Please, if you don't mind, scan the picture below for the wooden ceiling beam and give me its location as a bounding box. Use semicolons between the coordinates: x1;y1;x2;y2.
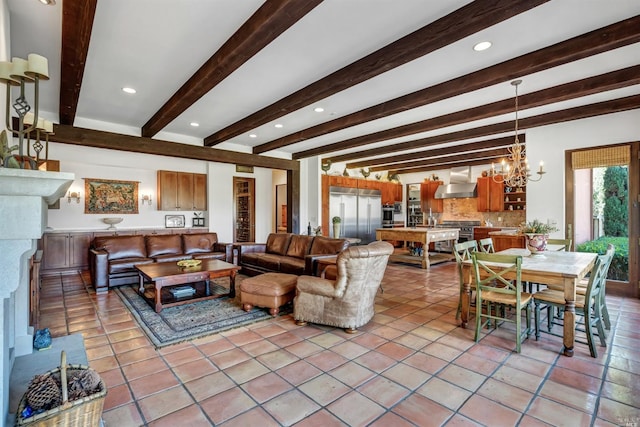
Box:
289;17;640;158
300;65;640;158
325;94;640;163
204;0;547;147
368;147;511;172
389;157;506;175
141;0;322;138
59;0;98;125
50;124;299;171
345;135;519;169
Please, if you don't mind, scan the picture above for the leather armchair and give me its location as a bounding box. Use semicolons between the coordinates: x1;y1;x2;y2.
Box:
294;241;394;333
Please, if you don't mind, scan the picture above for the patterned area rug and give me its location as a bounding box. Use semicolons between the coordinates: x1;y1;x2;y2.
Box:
115;278;288;348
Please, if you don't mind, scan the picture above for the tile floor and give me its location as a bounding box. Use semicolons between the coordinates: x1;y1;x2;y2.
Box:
37;262;640;426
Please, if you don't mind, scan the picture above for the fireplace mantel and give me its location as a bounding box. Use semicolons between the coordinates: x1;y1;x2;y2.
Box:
0;168;74;423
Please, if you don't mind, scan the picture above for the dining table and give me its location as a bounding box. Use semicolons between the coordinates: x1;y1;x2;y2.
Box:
461;248;598;357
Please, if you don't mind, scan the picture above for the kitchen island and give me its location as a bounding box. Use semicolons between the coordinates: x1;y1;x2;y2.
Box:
376;227;459;269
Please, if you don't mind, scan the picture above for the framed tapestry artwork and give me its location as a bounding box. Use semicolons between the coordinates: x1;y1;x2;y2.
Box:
84;178;139;214
165;215;185;228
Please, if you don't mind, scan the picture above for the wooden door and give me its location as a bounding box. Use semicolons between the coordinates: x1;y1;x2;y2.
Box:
69;232;93;268
234;177;255;242
193;173;207;211
42;233;69;269
177;172;194;210
157;170;178;210
421;181;443;213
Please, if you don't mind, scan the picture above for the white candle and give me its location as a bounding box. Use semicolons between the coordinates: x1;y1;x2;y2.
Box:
26;53;50;80
539;161;544;173
9;57;33;81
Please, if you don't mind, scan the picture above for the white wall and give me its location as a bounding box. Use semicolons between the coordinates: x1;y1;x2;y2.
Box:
44;142;276;243
526;109;640;237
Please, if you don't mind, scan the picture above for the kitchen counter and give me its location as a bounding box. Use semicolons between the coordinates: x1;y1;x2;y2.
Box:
473;226;517;241
376;227;459;269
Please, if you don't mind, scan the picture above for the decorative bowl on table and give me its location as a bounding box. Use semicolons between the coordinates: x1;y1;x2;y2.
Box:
177;259;202;268
102;217;123;230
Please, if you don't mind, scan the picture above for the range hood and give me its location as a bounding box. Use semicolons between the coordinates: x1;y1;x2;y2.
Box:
434;167;478;199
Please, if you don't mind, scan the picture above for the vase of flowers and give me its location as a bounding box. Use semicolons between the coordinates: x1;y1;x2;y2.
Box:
519;219;558;254
332;216;341;239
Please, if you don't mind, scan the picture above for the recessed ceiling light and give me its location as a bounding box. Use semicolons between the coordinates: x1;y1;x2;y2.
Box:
473;41;492;52
274;123;284;128
39;0;55;5
190;122;199;127
249;134;257;138
314;107;324;113
122;87;136;94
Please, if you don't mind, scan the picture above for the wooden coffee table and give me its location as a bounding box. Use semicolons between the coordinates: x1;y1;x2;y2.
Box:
135;259;240;313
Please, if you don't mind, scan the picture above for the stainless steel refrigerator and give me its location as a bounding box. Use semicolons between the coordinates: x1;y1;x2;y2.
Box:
329;186;382;243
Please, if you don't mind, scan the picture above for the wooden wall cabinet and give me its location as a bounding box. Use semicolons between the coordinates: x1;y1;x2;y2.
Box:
476;176;504;212
42;232;93;271
157;170;207;211
420;181;443;213
234;177;255;242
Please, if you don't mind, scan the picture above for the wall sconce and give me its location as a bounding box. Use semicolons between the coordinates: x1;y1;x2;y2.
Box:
141;194;153;205
67;191;81;204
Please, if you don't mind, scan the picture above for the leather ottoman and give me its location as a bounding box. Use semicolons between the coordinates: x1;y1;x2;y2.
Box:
240;272;298;316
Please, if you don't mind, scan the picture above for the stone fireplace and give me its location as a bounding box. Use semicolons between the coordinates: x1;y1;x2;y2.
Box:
0;168;73;422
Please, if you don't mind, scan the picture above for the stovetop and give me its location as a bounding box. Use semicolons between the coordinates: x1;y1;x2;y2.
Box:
437;221;480;235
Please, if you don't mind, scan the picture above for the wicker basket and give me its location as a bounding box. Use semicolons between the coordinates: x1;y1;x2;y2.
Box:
16;351;107;427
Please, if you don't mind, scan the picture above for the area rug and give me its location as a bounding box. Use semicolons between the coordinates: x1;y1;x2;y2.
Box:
115;278;288;348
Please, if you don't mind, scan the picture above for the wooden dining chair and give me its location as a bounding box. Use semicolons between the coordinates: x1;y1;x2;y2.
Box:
577;244;614;331
471;252;532;353
453;240;478;320
478;237;494;253
546;238;572;251
533;254;608;357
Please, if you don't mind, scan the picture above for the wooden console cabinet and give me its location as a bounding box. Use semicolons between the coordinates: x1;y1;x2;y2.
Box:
42;232;93;272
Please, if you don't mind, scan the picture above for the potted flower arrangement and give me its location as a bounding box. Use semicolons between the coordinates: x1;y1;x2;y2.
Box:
332;216;342;239
519;219;558;254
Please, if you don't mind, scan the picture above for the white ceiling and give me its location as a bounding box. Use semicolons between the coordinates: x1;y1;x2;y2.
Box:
7;0;640;166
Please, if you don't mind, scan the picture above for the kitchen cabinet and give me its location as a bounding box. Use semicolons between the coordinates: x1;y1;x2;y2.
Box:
420;181;443;213
476;176;503;212
491;233;526;252
42;232;93;272
157;170;207;211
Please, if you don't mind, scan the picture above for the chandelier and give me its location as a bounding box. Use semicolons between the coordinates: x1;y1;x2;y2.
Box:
491;79;544;188
0;54;53;168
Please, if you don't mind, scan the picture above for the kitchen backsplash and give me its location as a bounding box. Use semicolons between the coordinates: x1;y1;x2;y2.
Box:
436;198;524;227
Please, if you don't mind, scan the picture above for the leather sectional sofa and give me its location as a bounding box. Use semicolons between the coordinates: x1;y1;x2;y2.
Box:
237;233;349;277
89;232;231;294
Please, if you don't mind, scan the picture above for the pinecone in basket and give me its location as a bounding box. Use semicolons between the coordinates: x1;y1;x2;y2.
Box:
25;373;61;411
67;369;101;401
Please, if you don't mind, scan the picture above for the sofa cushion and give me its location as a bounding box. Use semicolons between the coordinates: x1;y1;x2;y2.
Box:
109;257;153;274
183;233;218;254
192;252;226;260
153;254;192;263
265;233;291;255
279;257;306;275
243;253;282;271
146;234;182;258
93;235;146;260
309;236;349;255
286;235;314;259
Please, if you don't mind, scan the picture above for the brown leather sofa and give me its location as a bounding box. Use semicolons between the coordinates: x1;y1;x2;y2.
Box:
237;233;349;277
89;232;231;294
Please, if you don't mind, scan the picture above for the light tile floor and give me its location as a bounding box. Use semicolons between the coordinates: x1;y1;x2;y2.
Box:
37;262;640;426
